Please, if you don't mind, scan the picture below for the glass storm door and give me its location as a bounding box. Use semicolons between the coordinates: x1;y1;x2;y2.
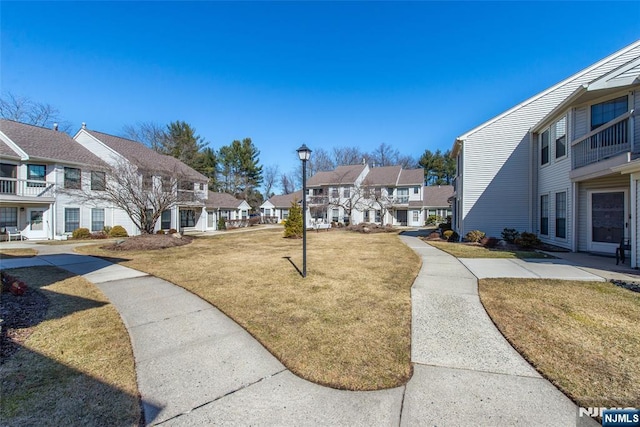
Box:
589;191;626;253
27;208;46;239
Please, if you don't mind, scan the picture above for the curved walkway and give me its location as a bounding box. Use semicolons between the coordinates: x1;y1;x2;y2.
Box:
1;237;600;426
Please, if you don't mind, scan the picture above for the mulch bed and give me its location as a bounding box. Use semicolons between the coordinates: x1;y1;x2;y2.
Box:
610;280;640;293
345;223;397;233
0;286;49;362
100;234;193;251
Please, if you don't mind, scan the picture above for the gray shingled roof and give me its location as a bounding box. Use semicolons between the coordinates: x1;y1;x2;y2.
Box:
423;185;454;207
0;119;107;167
362;166;402;186
84;129;207;182
0;140;20;159
398;168;425;186
205;191;246;209
307;164;367;187
266;190;302;208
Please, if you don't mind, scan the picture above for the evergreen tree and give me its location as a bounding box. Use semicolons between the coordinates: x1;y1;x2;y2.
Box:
194;146;218;191
284;200;302;238
218;138;263;197
161;121;207;169
419;149;456;185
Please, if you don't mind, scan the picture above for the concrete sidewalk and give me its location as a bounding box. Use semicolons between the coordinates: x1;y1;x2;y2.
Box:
1;237;601;426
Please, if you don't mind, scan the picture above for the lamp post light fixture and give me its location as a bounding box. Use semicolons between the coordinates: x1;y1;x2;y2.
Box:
297;144;312;277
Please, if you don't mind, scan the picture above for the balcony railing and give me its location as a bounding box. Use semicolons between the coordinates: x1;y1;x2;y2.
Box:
309;196;329;205
572;111;633;169
0;178;56;198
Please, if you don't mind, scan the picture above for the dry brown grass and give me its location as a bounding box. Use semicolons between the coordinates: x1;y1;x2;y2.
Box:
0;248;38;257
479;278;640;408
1;267;140;426
427;240;552;259
77;228;421;390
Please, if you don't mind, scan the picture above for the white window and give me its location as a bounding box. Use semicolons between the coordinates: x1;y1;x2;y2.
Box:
540;130;549;165
555;117;566;159
91;208;105;232
397;188;409;203
0;207;18;228
412;211;419;222
556;192;566;239
65;208;80;232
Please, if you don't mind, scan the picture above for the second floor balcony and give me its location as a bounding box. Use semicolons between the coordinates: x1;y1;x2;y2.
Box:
572;110;635;170
0;178;56;200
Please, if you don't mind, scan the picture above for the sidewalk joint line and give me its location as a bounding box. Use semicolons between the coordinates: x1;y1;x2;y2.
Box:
411;361;540;379
398;384;407;427
154;369;288;425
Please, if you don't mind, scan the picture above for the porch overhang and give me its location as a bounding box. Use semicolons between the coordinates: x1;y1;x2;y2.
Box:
570;152;632;182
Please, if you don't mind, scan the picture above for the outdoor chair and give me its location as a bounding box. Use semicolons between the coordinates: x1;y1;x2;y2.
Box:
615;238;631;265
4;226;24;241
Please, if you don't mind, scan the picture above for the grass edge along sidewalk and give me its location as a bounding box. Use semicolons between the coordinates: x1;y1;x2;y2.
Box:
1;266;140;426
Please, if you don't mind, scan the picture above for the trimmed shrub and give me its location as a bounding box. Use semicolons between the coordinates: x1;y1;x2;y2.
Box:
217;217;226;230
156;229;165;235
426;214;442;226
481;236;499;248
443;230;454;240
72;227;91;239
465;230;486;243
501;228;520;244
515;232;541;248
168;228;177;234
109;225;129;238
90;231;108;239
448;231;460;242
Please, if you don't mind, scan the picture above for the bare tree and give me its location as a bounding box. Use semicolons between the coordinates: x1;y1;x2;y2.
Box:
121;121;166;151
262;165;279;199
369;143;400;167
280;172;296;194
63;158;202;234
332;146;364;166
0;91;71;132
308;148;335;176
356;179;394;225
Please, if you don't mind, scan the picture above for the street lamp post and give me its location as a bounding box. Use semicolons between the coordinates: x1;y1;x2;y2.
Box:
297;144;312;277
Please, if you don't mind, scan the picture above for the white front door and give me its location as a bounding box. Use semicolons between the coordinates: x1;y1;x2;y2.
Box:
588;189;628;253
26;208;47;240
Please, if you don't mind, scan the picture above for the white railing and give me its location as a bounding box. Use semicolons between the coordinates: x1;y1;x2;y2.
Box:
572;110;634;169
0;178;56;198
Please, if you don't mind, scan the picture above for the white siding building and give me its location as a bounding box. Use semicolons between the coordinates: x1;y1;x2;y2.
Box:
452;40;640;249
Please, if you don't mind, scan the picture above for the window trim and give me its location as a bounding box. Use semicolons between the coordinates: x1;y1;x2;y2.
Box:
540;129;549;166
555;192;567;239
540;194;549;236
554;117;567;160
64;167;82;190
64;207;80;233
91;171;106;191
91;208;105;232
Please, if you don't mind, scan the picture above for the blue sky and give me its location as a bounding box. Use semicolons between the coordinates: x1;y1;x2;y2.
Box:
1;1;639;190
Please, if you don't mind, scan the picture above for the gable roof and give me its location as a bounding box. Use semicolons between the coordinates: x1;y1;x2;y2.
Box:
265;190;303;208
307;164;367;187
532;56;640;133
81;129;207;182
453;40;640;156
397;168;424;186
205;191;247;209
423;185;454;207
363;165;402;186
0;119;107;167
